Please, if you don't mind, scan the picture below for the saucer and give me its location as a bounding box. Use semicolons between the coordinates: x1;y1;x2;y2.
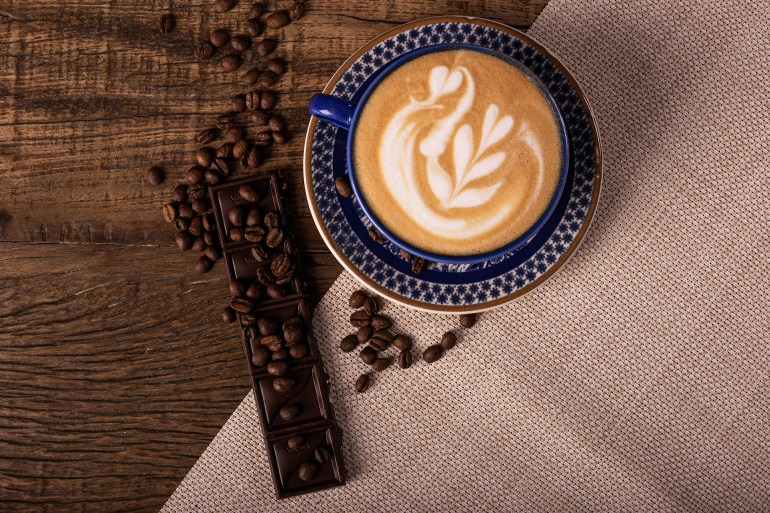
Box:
303;16;602;313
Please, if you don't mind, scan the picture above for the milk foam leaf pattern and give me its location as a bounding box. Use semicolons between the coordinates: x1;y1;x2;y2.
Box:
447;182;503;209
452;124;474;183
427;158;452;204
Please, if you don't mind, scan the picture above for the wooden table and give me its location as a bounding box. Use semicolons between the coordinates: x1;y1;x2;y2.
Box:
0;1;546;510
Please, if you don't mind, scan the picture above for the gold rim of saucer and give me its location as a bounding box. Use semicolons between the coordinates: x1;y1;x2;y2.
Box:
303;15;603;313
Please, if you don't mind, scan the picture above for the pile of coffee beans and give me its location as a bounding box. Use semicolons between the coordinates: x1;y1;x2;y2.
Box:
241;313;308;368
341;289;479;392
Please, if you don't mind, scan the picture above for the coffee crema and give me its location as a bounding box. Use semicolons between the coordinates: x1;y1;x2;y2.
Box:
352;49;563;257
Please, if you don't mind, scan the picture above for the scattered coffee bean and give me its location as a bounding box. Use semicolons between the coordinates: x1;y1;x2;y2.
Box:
175;218;190;232
195;128;218;145
229;280;246;296
267;361;289;376
248;2;264;18
221;53;243;71
171;184;188;203
251;244;268;262
266;284;285;299
216;143;233;159
196;147;214;167
231;94;247;112
359;346;377;365
246;208;261;226
393;335;413;351
399;248;413;260
178;202;195;219
314;446;331;463
191;237;207;252
224;127;244;144
184;166;203;185
283;325;302;346
251;109;270;125
213;0;236;13
272;348;289;360
412;257;427;274
162;203;178;223
244;225;266;243
289;344;308;359
257;70;277;87
255;38;276;56
188;216;204;236
147;166;164;185
159;13;175;33
266;10;291;28
216;113;234;130
256;267;273;285
210;28;230;48
195;40;214;60
289;1;304;20
363;296;378;316
272;377;295;393
229;207;244;226
266;227;283;248
261;334;283;352
263;211;279;229
205;246;220;261
238;185;259;203
349;290;367;308
222;306;236;323
440;331;457;350
279;404;299;421
260;91;277;110
340;335;358;353
243;91;259;111
257;317;277;335
356;326;373;345
335;176;353;198
175;231;193;251
231;296;254;313
203;231;216;247
423;344;443;364
266;115;285;132
241;314;257;326
355;373;371;393
254;131;273;145
252;347;271;367
246;17;263;37
350;310;371;327
272;131;287;144
370;314;391;330
231;34;251;52
188;183;207;200
298;461;317;481
368;226;387;243
372;358;391;372
287;435;304;450
246;146;262;168
245;282;262;299
231;139;248;159
196;256;213;274
274;270;294;286
271;253;291;276
284;316;302;330
266;58;286;75
191;198;209;214
229;227;245;241
459;313;477;328
398;349;413;369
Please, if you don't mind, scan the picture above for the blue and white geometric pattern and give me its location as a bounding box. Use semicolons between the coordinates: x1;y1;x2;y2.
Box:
310;21;598;308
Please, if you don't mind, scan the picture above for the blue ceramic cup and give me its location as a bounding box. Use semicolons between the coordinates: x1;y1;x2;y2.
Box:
309;43;570;265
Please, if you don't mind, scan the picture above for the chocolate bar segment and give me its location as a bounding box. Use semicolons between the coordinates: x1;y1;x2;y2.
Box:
210;174;345;498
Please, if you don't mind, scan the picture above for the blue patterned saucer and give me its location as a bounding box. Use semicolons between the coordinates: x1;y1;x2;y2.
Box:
303;16;602;313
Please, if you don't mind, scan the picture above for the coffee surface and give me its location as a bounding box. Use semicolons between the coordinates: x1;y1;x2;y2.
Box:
353;49;563;257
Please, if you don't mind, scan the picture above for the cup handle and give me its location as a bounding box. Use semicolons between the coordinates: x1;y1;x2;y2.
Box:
308;94;356;130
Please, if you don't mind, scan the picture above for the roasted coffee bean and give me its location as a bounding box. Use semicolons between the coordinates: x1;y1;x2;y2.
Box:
272;377;295;393
241;314;257;327
423;344;444;364
370;330;393;352
195;256;213;274
251;109;270;126
266;228;283;248
283;238;294;256
393;334;413;351
222;306;236;324
271;253;291;276
175;231;193;251
266;115;285;132
363;296;378;316
263;211;279;230
203;230;216;247
216;113;234;130
175;218;190;232
256;267;273;285
289;344;308;359
261;334;282;352
171;184;188;203
266;10;291;28
287;435;304;450
369;338;388;353
229;280;246;296
267;58;286;75
289;1;304;20
260;91;277;110
220;53;242;71
459;313;477;328
372;358;391;372
210;28;230;48
185;166;204;185
223;127;244;144
335;176;353;198
231;34;251;52
267;361;289;377
244;225;266;242
399;248;413;260
244;91;259;111
229;227;244;241
272;348;289;360
248;2;264;18
340;335;358;353
189;216;204;236
412;257;427;274
246;146;262;168
231;94;247;113
229;207;245;226
159;13;175;33
216;143;233;159
274;270;294;286
298;462;317;481
177;202;195;219
195;40;214;60
247;209;262;227
355;373;371;393
349;290;367;308
283;325;302;346
251;244;268;262
192;198;209;214
398;349;413;369
356;326;373;345
147;166;165;185
440;331;457;350
266;284;285;299
350;310;371;327
242;68;259;85
283;316;302;330
279;404;299;421
272;131;287;144
257;317;277;336
370;314;391;330
360;346;377;365
205;246;220;261
213;0;236;13
200;212;215;231
231;296;254;313
314;446;331;463
196;128;218;145
187;183;207;200
238;185;260;203
252;347;271;367
196;147;214;167
245;282;262;299
257;70;277;88
255;38;276;56
372;328;394;342
231;139;248;159
191;237;207;252
246;17;263;37
368;226;387;243
254;131;273;145
162;203;177;223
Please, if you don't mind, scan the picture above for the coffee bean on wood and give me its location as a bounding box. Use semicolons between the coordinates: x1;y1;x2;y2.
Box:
147;166;164;185
246;17;263;37
289;2;304;20
210;28;230;47
213;0;236;13
266;11;291;28
231;35;251;52
159;13;175;33
196;256;213;274
195;41;214;60
172;184;188;203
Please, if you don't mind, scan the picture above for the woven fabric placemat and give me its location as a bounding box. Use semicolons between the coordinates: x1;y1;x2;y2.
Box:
162;1;770;511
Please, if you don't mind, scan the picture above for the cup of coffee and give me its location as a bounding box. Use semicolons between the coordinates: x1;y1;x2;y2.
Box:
309;44;569;264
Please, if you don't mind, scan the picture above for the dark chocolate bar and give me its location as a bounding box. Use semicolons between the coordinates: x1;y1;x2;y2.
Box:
210;174;345;498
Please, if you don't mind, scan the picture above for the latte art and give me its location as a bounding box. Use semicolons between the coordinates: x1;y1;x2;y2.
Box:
354;50;563;256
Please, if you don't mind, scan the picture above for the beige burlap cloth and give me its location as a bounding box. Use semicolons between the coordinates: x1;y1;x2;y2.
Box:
162;1;770;511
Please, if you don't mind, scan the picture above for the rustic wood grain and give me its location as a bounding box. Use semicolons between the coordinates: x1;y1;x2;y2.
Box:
0;0;548;510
